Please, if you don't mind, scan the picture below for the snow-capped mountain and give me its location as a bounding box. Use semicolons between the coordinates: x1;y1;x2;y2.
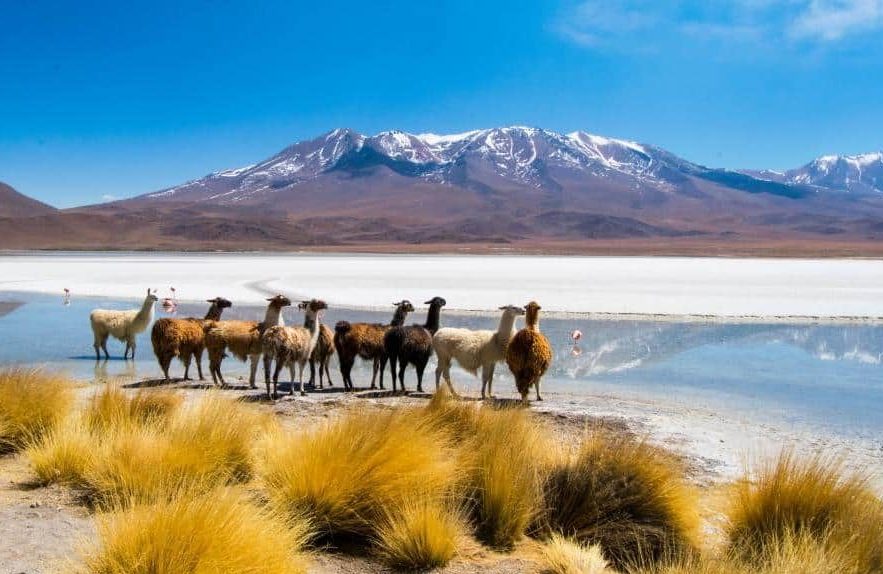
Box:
144;126;799;205
784;152;883;194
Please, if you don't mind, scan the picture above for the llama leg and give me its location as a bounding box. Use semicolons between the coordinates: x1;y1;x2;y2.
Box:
93;332;101;361
273;360;286;398
487;363;496;398
434;357;445;390
101;335;110;360
160;353;172;381
415;361;426;393
129;338;137;359
388;356;398;392
183;353;192;381
298;362;306;396
195;349;204;381
535;378;543;401
248;355;259;389
480;364;490;399
379;356;388;389
324;360;333;387
398;361;407;393
444;366;459;398
309;359;317;388
369;358;378;390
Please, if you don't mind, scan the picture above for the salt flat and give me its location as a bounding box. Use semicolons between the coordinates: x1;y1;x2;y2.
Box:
2;252;883;319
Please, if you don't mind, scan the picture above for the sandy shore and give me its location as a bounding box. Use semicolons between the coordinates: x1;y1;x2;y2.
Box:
3;252;883;321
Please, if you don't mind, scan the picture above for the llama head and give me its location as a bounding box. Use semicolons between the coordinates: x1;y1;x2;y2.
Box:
424;296;447;308
207;297;233;309
498;304;526;317
393;300;415;313
524;301;542;325
266;295;292;309
299;299;328;314
146;288;159;304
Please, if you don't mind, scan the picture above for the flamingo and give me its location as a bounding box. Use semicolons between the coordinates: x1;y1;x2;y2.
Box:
62;287;71;306
161;286;178;312
570;329;582;342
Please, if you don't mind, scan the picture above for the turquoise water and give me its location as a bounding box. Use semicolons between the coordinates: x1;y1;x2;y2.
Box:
1;291;882;440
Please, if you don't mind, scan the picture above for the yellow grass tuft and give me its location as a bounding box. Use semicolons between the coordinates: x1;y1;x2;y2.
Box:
541;430;699;570
27;418;94;486
72;487;310;574
258;407;459;541
85;386;182;431
424;390;553;549
727;451;883;573
540;534;613;574
0;368;74;453
81;393;265;507
374;494;463;569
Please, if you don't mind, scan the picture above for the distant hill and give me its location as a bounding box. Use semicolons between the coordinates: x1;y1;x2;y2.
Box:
3;128;883;255
0;182;56;218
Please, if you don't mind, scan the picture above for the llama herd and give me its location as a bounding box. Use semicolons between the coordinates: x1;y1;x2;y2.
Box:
88;290;552;404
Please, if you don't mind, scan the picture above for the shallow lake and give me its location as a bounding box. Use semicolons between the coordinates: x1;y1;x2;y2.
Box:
1;291;881;447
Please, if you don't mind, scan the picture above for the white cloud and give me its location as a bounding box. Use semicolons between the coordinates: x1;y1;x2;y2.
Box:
789;0;883;40
101;194;117;201
555;0;883;50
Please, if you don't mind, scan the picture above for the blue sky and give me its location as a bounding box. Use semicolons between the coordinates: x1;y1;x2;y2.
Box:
1;0;882;208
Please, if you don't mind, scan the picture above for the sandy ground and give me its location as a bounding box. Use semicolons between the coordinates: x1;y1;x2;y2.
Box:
3;252;883;319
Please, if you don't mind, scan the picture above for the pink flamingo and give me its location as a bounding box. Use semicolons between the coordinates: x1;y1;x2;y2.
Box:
62;287;71;306
161;286;178;312
570;329;582;342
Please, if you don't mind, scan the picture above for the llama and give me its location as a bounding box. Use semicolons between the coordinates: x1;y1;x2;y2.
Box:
90;289;159;360
151;297;232;381
431;304;524;398
307;317;335;390
261;299;328;399
333;301;414;391
204;295;291;388
384;296;447;393
506;301;552;405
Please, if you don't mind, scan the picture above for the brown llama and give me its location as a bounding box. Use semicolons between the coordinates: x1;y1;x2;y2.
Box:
151;297;233;381
505;301;552;405
204;295;291;388
333;300;414;391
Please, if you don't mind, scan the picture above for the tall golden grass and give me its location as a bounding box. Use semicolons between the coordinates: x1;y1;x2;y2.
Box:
374;494;463;569
540;430;699;570
72;487;310;574
85;386;182;431
258;407;459;540
28;390;266;507
425;396;551;549
727;451;883;573
540;534;613;574
0;368;73;453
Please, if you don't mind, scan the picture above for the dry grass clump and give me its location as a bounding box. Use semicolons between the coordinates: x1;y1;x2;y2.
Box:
541;534;613;574
72;487;310;574
85;386;182;431
374;494;463;570
259;407;459;541
424;390;553;549
727;451;883;573
540;430;699;570
0;368;74;453
81;394;265;507
28;391;265;507
27;418;94;486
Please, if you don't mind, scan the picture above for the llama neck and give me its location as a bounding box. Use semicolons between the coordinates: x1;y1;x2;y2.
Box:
525;309;540;331
390;307;409;326
204;303;224;321
264;305;285;328
305;310;321;346
496;312;518;341
424;304;442;335
138;297;155;323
